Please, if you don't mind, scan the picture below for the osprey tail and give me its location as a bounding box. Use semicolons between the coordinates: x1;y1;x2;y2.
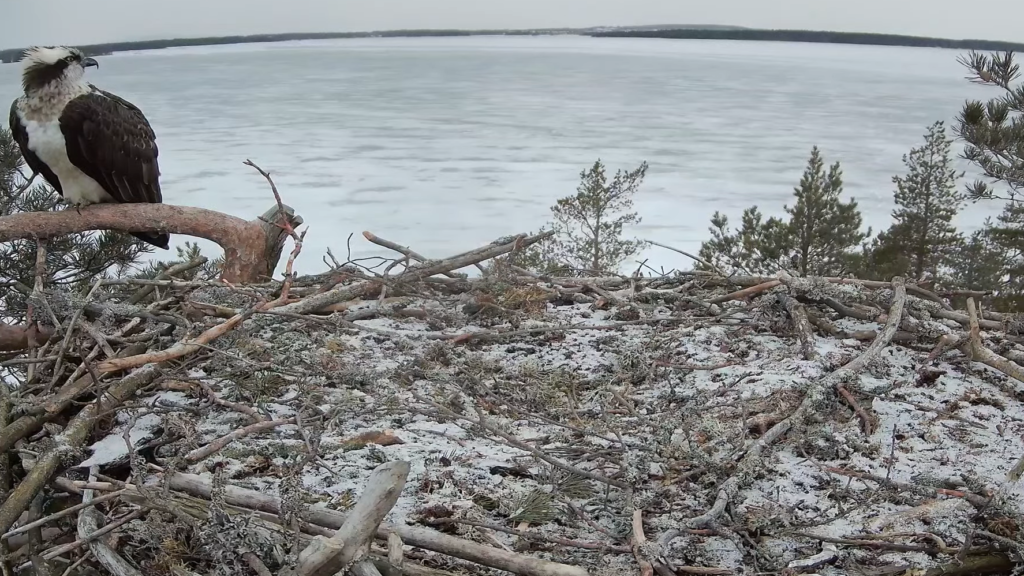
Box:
131;231;170;250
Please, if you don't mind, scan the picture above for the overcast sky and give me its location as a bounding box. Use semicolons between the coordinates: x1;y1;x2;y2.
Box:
6;0;1023;48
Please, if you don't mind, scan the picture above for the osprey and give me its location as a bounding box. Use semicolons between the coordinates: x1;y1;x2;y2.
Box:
8;46;169;249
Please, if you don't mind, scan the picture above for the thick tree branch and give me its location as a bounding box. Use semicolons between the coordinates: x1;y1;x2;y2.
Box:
0;323;53;352
0;203;301;284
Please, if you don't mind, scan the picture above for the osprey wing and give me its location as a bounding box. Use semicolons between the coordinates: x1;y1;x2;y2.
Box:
58;88;162;204
8;99;64;195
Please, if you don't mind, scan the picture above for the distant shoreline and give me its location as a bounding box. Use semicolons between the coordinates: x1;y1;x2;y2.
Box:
2;26;1022;64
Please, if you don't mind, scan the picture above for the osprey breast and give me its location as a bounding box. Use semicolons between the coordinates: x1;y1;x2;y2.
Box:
19;107;114;206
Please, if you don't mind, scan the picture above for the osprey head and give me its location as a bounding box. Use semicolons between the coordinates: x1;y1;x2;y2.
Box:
20;46;98;93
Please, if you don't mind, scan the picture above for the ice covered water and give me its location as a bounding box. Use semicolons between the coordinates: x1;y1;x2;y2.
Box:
0;35;1001;274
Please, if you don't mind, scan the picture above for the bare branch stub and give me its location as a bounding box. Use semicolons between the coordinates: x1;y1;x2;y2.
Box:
0;203;301;284
244;159;306;299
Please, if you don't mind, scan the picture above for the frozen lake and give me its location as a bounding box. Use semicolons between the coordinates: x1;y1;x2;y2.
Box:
0;35;1002;275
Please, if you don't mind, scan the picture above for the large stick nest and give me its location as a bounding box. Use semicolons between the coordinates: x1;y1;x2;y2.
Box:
1;231;1023;576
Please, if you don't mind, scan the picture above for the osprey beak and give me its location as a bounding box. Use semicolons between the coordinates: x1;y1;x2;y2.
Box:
82;57;99;68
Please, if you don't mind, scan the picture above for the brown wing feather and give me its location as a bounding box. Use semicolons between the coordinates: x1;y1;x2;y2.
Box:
58;88;162;205
9;99;64;196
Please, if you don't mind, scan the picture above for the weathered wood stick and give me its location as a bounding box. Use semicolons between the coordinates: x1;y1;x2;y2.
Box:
280;231;554;315
161;472;590;576
0;365;160;535
293;460;410;576
362;231;463;279
960;298;1024;385
779;292;819;361
76;466;143;576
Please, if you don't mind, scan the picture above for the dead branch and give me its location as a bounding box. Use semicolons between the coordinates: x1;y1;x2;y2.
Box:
0;202;301;284
418;395;629;490
184;417;294;464
707;280;781;305
0;488;127;542
960;298;1024;385
822;467;990;507
160;472;590;576
280;231;555;315
630;510;654;576
293;460;410;576
0;322;54;352
128;256;208;304
363;231;464;279
421;517;631;553
779;292;818;361
95;303;261;373
836;385;875;435
646;240;724;276
75;466;143;576
0;364;160;534
684;277;908;529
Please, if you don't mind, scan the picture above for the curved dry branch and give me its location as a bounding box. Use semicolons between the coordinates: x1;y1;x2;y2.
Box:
0;203;301;284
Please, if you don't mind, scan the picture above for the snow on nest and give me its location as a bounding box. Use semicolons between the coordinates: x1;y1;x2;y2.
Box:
79;296;1024;574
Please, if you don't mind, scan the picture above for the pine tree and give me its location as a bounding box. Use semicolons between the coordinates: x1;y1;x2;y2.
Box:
785;146;869;277
863;122;964;281
982;204;1024;310
954;51;1024;203
0;127;153;321
697;208;790;275
946;225;1006;307
514;159;648;275
698;147;868;277
948;51;1024;309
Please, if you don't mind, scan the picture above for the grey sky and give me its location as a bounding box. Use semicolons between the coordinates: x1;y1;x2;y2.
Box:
6;0;1023;48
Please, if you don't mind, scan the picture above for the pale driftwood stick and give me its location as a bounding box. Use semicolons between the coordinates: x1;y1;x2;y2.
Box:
960;298;1024;385
929;306;1007;332
294;461;410;576
128;256;208;304
1;489;127;542
161;472;590;576
0;203;300;284
362;231;464;279
0;363;161;535
630;510;654;576
280;231;555;315
386;532;404;576
75;466;143;576
779;292;819;361
646;240;725;276
684;277;908;529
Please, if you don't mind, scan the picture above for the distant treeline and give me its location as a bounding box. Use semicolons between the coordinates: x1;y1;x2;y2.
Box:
590;28;1024;52
2;26;1021;64
0;30;526;63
